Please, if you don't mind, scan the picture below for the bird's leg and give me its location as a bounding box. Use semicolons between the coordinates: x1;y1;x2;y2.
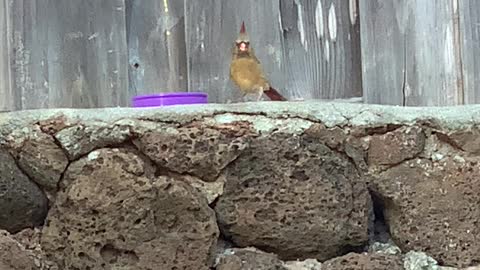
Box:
255;90;264;102
241;92;249;103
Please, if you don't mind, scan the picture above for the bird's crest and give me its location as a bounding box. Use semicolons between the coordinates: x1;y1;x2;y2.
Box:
237;21;249;42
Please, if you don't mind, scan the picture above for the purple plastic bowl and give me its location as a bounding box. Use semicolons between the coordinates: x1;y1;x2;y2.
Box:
132;92;208;107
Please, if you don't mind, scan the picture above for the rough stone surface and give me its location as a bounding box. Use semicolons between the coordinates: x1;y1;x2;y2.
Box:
403;251;440;270
284;259;322;270
135;122;254;182
13;130;68;190
304;123;348;150
10;228;59;270
322;252;404;270
0;149;48;233
180;174;225;204
372;156;480;267
215;133;370;261
368;242;402;255
54;121;132;160
214;247;287;270
3;103;480;269
0;230;39;270
368;126;426;167
41;148;219;270
447;128;480;155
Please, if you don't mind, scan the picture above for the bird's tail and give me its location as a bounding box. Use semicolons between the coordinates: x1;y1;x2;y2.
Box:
264;87;287;101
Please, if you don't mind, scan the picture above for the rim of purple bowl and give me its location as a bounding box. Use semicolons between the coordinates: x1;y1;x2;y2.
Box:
133;92;207;100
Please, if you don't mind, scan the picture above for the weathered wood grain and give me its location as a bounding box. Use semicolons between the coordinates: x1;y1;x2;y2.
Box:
5;0;128;110
359;1;405;105
0;0;13;111
7;1;50;109
279;0;362;100
47;0;129;108
126;0;187;98
360;0;463;106
185;0;285;103
458;0;480;104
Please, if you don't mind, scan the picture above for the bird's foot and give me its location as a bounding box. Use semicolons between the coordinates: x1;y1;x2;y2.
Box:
255;91;264;102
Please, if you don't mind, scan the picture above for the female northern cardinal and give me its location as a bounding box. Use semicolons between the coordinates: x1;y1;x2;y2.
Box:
229;22;287;101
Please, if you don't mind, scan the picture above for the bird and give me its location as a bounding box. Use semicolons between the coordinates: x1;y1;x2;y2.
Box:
229;21;287;102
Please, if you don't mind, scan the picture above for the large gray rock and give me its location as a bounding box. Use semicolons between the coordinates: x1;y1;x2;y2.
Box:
41;148;219;270
215;132;370;261
0;149;48;233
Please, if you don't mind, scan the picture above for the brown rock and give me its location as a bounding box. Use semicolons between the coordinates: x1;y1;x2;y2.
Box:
180;174;225;204
304;124;347;150
322;252;404;270
54;122;132;160
368;126;425;167
214;247;287;270
135;122;253;182
215;133;370;261
344;136;369;172
37;114;72;135
372;157;480;267
11;228;59;270
0;230;39;270
305;124;370;172
41;148;219;270
0;149;48;233
447;128;480;155
15;131;68;190
284;259;322;270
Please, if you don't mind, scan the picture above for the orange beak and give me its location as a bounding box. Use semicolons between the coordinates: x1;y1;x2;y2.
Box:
239;42;247;51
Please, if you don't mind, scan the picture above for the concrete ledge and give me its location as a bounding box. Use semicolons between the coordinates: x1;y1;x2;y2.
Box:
0;102;479;269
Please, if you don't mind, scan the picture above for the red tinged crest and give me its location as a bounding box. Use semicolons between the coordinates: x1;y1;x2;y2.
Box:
240;21;246;34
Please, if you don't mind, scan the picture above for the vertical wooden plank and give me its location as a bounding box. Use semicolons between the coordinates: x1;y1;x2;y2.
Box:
9;1;50;109
360;0;462;106
279;0;362;100
6;0;128;110
404;1;462;106
0;0;14;111
359;1;405;105
126;0;187;97
185;0;285;103
45;0;129;108
458;0;480;104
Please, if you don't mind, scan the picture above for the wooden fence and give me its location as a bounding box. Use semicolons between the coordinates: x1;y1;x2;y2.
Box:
1;0;479;111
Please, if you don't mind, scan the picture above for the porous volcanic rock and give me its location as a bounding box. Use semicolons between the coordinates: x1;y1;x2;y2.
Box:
135;122;254;181
284;259;322;270
0;149;48;233
14;130;68;190
446;128;480;155
322;252;404;270
41;148;219;270
215;133;370;261
368;126;426;167
214;247;287;270
371;156;480;267
54;121;132;160
0;230;38;270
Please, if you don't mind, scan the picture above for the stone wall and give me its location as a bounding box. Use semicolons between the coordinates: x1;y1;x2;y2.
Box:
1;102;480;270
